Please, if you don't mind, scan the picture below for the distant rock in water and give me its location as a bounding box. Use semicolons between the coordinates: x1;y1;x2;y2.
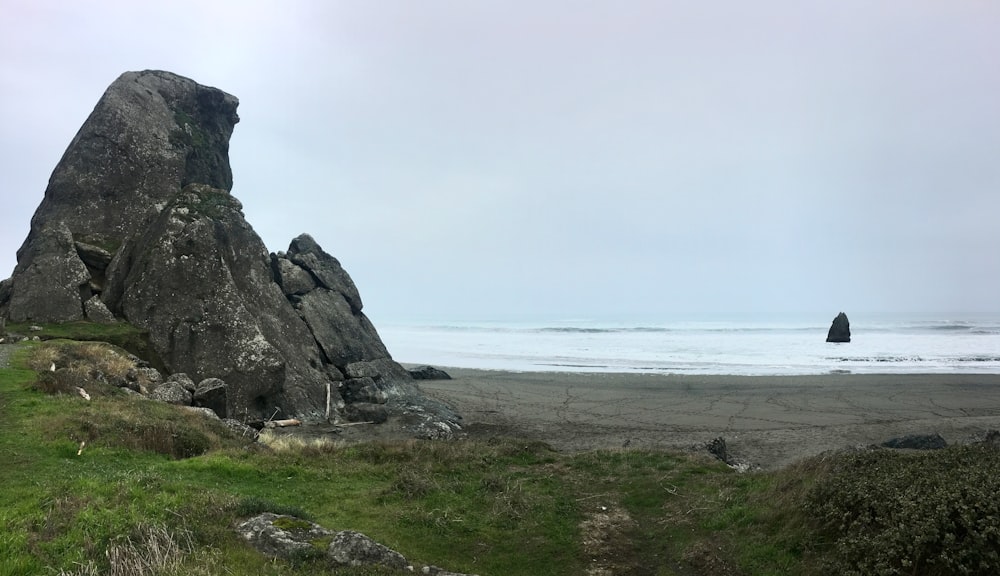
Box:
826;312;851;343
0;70;460;433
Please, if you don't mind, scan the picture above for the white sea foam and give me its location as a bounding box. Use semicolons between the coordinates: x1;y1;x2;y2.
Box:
379;318;1000;375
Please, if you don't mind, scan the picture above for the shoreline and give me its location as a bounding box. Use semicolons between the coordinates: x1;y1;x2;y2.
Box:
415;368;1000;469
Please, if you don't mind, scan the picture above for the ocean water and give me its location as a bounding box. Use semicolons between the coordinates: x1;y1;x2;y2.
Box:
378;318;1000;375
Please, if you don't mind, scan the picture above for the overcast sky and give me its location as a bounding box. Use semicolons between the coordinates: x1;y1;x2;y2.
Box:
2;1;998;324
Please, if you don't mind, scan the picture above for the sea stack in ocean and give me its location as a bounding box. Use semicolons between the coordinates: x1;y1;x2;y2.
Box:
826;312;851;343
0;70;461;435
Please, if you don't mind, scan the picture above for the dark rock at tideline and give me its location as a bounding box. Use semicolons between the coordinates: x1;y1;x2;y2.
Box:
0;70;463;433
826;312;851;343
409;365;453;380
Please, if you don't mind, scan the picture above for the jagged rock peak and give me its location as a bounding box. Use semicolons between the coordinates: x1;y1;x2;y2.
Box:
0;71;463;436
826;312;851;343
27;70;238;252
2;70;239;323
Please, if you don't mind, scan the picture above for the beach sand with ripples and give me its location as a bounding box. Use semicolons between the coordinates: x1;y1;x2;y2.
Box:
417;369;1000;469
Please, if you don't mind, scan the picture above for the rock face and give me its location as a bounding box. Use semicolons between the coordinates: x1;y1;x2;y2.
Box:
826;312;851;343
3;70;238;324
0;70;461;430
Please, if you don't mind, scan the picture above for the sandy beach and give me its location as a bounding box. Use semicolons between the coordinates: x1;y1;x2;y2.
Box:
417;369;1000;469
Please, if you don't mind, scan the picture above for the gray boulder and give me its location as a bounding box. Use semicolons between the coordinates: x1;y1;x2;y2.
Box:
327;530;408;569
287;234;364;313
236;513;332;560
341;377;388;405
194;378;228;418
165;372;197;393
4;223;90;322
826;312;851;343
271;255;316;296
345;403;389;424
150;380;193;405
83;296;116;323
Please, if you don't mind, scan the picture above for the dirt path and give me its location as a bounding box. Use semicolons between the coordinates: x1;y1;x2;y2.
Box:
418;369;1000;469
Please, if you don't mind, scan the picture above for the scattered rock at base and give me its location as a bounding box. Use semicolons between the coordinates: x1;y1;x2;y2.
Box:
700;437;752;472
881;433;947;450
149;380;193;405
408;365;453;380
345;402;389;424
328;530;408;569
236;513;479;575
826;312;851;343
83;295;116;323
237;513;332;560
165;372;197;393
706;437;730;464
194;377;228;418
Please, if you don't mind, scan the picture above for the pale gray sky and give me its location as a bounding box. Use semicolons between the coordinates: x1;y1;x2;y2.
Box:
2;1;998;323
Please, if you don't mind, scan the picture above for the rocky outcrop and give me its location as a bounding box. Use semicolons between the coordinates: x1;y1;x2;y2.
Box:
236;513;478;575
2;70;238;324
0;70;461;433
826;312;851;343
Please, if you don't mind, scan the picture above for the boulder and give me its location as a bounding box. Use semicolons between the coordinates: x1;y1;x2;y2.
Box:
74;241;114;271
83;295;116;323
341;377;388;404
826;312;851;343
345;361;381;380
327;530;408;569
345;403;389;424
236;513;332;560
150;380;193;405
409;365;453;380
271;256;316;296
165;372;197;393
287;234;364;313
292;288;390;367
4;223;90;322
706;437;730;464
881;433;947;450
194;378;228;418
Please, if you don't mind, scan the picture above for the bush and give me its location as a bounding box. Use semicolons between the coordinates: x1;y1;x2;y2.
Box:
807;445;1000;575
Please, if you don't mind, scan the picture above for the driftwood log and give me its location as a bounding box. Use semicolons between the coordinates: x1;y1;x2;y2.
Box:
263;418;302;429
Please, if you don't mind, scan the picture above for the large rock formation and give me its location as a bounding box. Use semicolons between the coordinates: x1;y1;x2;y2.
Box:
0;70;460;431
826;312;851;343
4;70;239;323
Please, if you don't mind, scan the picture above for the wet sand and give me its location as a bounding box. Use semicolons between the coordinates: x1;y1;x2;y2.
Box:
417;369;1000;469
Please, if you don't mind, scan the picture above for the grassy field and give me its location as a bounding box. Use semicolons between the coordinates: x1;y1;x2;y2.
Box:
2;335;999;575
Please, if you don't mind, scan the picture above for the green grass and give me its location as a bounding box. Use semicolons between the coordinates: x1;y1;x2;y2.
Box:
5;321;163;370
3;339;1000;575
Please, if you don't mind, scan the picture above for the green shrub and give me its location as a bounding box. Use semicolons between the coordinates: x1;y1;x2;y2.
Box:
807;445;1000;575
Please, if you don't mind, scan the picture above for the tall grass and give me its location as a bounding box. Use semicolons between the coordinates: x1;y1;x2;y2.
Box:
3;340;999;575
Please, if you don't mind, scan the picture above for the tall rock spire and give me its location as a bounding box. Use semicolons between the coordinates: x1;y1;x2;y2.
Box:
0;71;461;432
